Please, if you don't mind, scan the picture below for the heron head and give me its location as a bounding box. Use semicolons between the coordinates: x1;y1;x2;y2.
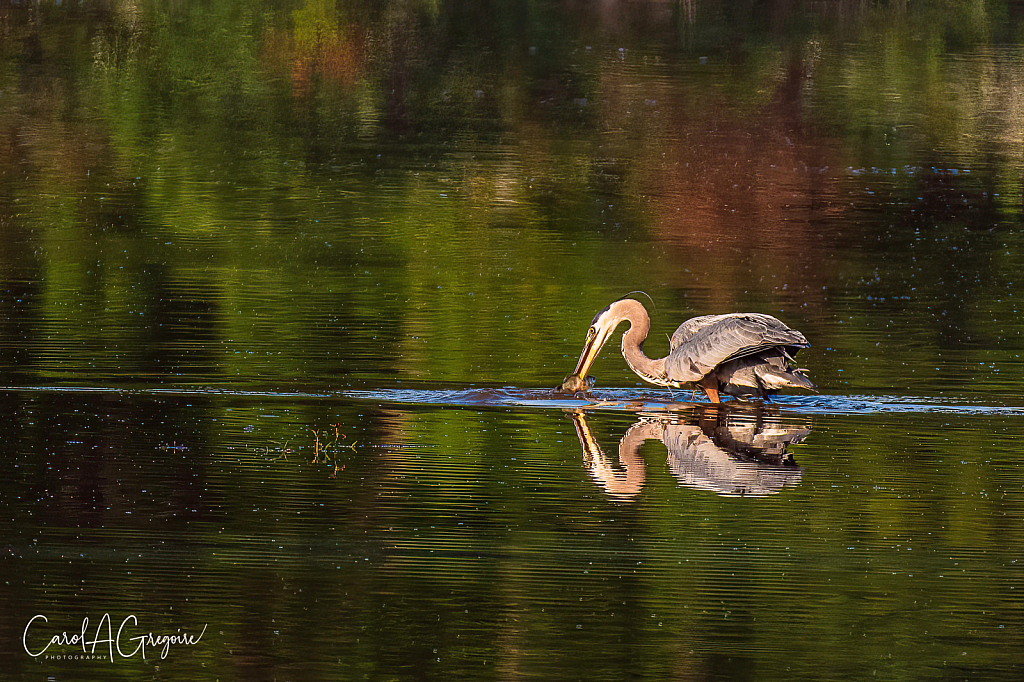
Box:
555;302;631;392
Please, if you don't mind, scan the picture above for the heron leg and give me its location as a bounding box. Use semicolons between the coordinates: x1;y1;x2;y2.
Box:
697;375;720;404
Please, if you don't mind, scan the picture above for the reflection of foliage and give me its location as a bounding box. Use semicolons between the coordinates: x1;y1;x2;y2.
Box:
0;0;1023;399
2;390;1023;678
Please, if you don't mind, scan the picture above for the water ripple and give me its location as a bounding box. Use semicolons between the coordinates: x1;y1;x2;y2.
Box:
346;388;1024;415
3;385;1021;415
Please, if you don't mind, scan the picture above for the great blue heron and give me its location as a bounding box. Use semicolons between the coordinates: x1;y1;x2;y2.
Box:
557;297;815;402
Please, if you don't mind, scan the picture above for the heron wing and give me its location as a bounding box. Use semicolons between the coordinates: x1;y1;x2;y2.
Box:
665;313;809;382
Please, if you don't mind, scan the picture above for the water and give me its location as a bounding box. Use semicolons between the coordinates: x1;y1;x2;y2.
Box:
3;0;1024;679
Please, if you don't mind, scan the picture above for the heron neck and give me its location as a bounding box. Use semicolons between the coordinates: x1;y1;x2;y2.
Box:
619;302;669;384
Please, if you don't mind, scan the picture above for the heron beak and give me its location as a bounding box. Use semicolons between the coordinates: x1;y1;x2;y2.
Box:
570;330;603;379
555;322;613;393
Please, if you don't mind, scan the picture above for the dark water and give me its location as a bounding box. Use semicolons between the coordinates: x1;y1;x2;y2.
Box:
3;0;1024;679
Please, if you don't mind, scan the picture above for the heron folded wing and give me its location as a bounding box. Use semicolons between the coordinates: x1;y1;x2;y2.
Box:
665;313;809;383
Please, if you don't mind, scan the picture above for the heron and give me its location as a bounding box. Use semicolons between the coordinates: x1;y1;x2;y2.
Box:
556;297;815;402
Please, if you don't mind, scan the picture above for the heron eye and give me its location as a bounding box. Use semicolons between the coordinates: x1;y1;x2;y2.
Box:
586;327;597;341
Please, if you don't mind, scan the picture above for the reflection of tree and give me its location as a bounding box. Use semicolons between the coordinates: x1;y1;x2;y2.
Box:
571;406;809;500
597;40;844;312
1;0;1024;392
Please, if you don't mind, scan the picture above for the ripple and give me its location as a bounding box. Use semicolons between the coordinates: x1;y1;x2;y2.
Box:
345;388;1024;415
3;385;1021;415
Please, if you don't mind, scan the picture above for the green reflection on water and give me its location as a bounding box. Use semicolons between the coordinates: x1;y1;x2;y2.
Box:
2;1;1024;399
1;0;1023;398
2;396;1023;679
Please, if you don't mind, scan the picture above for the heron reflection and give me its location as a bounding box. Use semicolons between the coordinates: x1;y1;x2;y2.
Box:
570;407;810;500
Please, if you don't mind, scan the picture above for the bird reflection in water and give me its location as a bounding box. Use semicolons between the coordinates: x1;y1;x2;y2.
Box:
570;406;810;500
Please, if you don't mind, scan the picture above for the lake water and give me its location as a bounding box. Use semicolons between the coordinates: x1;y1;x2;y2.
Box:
2;0;1024;679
